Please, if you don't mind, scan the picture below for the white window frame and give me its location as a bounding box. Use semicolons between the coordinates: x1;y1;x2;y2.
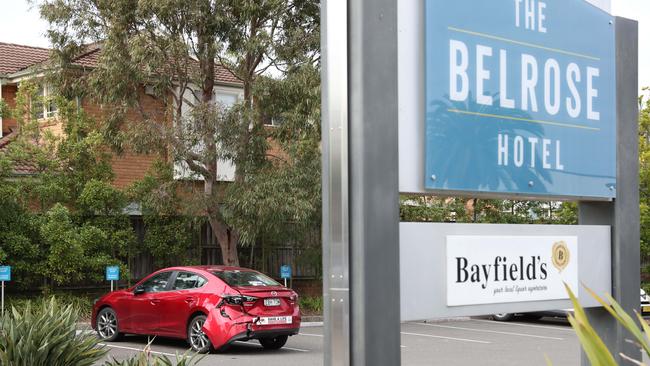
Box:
35;84;58;120
172;84;244;182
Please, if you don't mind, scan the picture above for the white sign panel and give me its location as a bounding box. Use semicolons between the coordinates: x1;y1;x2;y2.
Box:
446;235;578;307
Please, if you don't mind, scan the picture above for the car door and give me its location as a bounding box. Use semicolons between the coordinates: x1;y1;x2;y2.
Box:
129;271;174;334
156;271;209;337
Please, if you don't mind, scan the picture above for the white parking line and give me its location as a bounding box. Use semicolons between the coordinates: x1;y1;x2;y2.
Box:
400;331;490;344
98;343;179;358
298;333;324;337
283;346;311;353
300;332;403;348
471;319;574;332
416;323;564;340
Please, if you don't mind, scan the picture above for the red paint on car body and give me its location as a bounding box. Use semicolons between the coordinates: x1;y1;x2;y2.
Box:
91;265;301;350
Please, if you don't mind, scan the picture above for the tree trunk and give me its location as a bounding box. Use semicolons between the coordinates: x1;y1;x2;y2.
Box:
210;217;240;266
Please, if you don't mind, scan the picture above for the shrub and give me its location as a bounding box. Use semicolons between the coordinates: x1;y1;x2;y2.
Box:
299;295;323;314
0;297;106;366
565;284;650;365
6;293;96;322
102;343;200;366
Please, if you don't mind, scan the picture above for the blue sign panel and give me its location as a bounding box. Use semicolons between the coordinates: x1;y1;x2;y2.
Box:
0;266;11;282
106;266;120;281
425;0;616;198
280;265;292;279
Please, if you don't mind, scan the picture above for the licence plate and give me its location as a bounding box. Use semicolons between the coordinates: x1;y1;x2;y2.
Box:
264;298;281;307
643;306;650;313
257;316;292;325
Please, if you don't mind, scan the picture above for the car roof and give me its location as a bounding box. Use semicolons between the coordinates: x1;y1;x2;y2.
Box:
159;265;259;273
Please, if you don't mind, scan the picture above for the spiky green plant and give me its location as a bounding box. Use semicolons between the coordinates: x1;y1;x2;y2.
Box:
0;297;106;366
564;284;650;365
102;342;201;366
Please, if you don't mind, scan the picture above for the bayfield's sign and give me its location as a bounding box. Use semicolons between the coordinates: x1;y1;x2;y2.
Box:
446;235;578;306
424;0;616;198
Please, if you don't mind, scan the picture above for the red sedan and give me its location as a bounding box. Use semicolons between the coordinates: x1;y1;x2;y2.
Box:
91;266;301;353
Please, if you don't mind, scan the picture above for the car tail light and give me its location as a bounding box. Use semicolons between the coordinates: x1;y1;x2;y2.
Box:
219;294;258;307
289;293;298;304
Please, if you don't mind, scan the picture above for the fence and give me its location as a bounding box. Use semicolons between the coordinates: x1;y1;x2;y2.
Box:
129;217;321;281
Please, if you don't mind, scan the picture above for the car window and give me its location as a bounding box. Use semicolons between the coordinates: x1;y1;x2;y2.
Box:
173;271;207;290
140;271;172;293
210;270;280;287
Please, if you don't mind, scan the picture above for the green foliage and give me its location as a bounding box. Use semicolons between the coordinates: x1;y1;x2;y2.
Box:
5;293;96;322
0;82;132;289
563;285;650;365
40;0;322;266
102;343;200;366
141;215;198;268
400;195;577;225
0;297;106;366
299;295;323;315
640;90;650;266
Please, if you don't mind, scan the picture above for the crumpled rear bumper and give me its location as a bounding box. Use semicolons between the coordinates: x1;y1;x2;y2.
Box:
202;306;301;350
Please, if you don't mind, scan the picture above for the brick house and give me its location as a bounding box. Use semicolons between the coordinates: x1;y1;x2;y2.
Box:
0;41;315;278
0;41;244;186
0;41;244;273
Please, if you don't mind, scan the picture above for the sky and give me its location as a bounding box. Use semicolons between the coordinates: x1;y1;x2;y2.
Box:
0;0;648;91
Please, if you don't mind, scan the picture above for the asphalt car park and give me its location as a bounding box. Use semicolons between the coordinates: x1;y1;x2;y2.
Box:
94;318;586;366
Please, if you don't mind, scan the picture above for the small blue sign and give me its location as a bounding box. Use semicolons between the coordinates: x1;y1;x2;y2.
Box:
280;265;292;279
106;266;120;281
425;0;616;198
0;266;11;282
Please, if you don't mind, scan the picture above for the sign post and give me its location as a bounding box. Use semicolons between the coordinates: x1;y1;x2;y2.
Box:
0;266;11;318
323;0;400;364
578;17;639;364
280;265;292;288
105;266;120;292
324;0;635;365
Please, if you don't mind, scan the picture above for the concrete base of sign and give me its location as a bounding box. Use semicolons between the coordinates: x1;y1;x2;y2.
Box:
400;222;611;321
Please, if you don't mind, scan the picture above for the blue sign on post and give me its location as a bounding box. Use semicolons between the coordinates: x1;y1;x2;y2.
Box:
280;265;292;279
106;266;120;281
0;266;11;282
425;0;616;198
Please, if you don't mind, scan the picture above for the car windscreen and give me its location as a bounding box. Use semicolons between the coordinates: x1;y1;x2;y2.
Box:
211;270;280;287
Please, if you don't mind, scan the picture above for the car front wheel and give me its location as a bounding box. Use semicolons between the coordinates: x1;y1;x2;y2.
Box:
259;335;288;350
188;315;212;353
96;307;123;341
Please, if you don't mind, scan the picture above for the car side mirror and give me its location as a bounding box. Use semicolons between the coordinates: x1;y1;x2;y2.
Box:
133;286;145;295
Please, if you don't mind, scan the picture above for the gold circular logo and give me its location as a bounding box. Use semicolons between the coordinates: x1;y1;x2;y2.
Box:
552;241;570;272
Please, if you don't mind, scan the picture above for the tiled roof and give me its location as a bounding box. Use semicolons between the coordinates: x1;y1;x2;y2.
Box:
0;41;241;85
69;45;242;85
0;132;38;176
0;42;52;76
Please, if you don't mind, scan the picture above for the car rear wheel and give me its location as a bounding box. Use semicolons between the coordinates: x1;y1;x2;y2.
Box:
493;313;515;321
259;335;288;350
188;315;212;354
96;307;123;342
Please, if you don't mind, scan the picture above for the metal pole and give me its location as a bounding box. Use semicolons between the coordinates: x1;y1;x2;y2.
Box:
579;16;639;365
1;281;4;318
322;0;400;364
322;0;351;364
111;280;114;292
284;278;287;287
348;0;400;364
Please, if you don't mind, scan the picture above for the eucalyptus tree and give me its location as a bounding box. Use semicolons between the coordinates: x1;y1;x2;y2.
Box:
39;0;320;265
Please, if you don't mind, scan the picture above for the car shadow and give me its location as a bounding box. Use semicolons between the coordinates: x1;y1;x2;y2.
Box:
111;334;304;355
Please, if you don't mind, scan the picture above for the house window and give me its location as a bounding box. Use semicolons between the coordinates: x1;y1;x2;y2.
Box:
34;85;58;120
264;116;284;127
173;88;242;182
214;92;239;109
